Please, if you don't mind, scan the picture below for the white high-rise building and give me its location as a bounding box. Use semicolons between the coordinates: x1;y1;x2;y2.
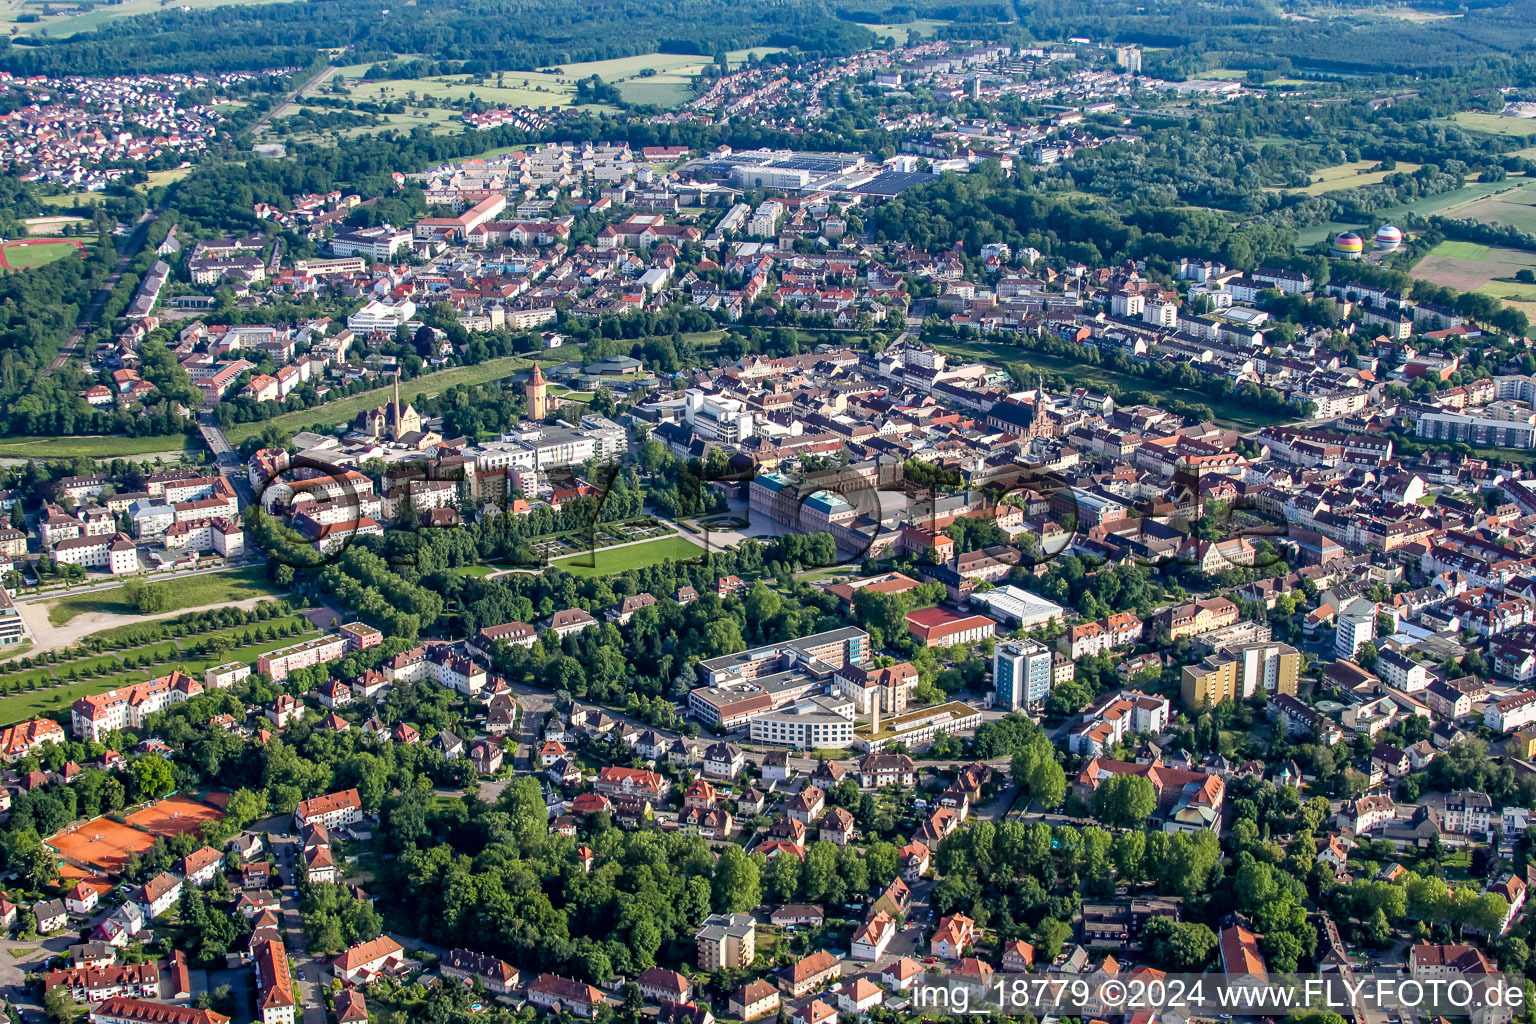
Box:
994;639;1053;710
1336;598;1378;661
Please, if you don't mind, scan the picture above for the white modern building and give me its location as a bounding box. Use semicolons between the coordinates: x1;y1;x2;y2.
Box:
993;639;1053;710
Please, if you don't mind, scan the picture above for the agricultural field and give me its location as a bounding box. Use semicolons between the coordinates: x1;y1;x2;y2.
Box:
1412;242;1536;320
1268;159;1423;196
45;568;283;626
275;48;788;140
334;74;579;111
1430;240;1490;259
1440;178;1536;234
1296;178;1536;246
552;536;707;576
1448;111;1536;137
1353;6;1461;20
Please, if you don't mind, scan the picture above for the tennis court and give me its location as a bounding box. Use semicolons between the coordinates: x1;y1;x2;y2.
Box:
47;816;156;874
124;793;224;836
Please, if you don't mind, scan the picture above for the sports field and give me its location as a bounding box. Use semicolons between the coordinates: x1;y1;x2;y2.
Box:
553;536;707;576
0;238;82;270
46;816;157;875
124;793;224;836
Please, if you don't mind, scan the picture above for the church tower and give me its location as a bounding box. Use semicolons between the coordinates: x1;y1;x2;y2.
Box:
526;363;549;421
392;371;403;441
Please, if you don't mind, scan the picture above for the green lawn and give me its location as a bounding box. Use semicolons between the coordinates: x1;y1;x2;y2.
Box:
0;613;311;695
2;241;77;269
448;564;497;578
0;434;191;459
45;568;283;626
226;350;578;442
0;627;322;726
552;536;708;576
1431;240;1491;259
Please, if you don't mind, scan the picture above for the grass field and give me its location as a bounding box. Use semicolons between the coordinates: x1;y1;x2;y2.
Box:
852;18;952;44
1431;240;1491;259
45;568;282;627
0;626;320;726
335;75;578;111
1201;68;1311;86
225;350;576;442
0;613;309;694
1441;178;1536;234
304;48;779;132
0;434;192;459
0;0;291;36
1449;111;1536;137
1296;178;1536;246
37;192;105;210
0;239;79;270
1268;159;1423;196
1413;244;1536;321
137;167;194;191
931;339;1293;430
553;536;707;576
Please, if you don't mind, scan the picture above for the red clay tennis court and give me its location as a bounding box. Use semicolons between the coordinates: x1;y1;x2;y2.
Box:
47;817;156;875
124;794;224;836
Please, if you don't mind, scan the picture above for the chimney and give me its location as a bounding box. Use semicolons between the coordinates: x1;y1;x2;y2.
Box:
870;698;880;738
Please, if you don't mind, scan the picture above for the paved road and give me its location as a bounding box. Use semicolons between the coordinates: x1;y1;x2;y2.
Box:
45;208;158;374
198;412;256;505
250;66;338;137
271;825;329;1024
0;901;121;1019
